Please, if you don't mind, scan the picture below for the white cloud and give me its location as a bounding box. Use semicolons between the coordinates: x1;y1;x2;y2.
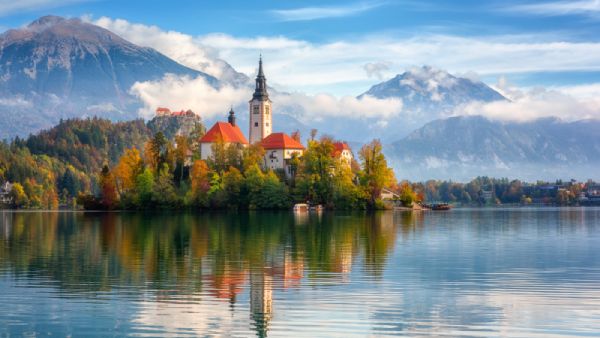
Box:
270;1;385;21
88;16;246;84
0;96;32;108
507;0;600;17
88;16;600;98
195;33;600;96
129;74;251;120
0;0;88;17
129;73;403;122
363;61;392;80
454;79;600;122
274;92;403;122
88;16;600;125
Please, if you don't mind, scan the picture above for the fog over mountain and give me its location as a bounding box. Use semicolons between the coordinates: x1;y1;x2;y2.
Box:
387;116;600;181
355;66;507;140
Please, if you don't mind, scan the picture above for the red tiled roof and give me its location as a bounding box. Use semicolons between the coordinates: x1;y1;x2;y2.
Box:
156;107;171;113
332;142;352;157
333;142;350;152
261;132;305;150
199;122;249;144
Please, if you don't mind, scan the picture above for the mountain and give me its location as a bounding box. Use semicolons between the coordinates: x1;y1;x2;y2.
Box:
0;15;217;139
361;66;505;106
352;66;507;141
387;116;600;181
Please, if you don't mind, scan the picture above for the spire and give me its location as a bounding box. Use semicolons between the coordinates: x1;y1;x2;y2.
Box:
253;55;269;101
258;54;264;77
228;106;236;126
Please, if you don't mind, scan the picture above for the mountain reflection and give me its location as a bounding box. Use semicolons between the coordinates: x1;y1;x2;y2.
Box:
0;211;418;336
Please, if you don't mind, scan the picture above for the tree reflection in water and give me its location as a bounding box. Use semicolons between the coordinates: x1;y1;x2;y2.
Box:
0;210;418;336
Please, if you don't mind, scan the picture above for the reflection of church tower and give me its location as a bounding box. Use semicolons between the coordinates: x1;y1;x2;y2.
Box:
249;56;272;144
250;270;273;338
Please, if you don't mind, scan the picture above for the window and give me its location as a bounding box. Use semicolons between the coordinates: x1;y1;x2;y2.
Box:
254;122;258;127
265;106;270;115
266;123;269;127
253;106;259;114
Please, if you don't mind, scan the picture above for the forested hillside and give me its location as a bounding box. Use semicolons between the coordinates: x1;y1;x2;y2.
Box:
0;115;204;208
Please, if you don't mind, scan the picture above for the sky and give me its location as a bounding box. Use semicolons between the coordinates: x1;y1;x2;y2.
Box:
2;0;600;123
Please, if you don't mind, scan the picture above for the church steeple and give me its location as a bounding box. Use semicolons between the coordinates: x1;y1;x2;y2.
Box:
228;106;236;126
248;55;273;144
253;55;269;101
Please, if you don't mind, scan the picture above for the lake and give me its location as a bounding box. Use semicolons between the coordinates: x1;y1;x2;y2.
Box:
1;208;599;337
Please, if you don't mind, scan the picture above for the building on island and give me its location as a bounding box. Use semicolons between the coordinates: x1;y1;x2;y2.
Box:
332;142;353;166
155;107;196;117
0;181;13;205
249;56;272;144
261;133;304;177
174;57;354;173
199;108;248;160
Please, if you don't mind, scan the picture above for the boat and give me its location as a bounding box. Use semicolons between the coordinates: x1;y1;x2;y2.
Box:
293;203;309;212
424;203;452;210
310;204;324;212
293;203;324;212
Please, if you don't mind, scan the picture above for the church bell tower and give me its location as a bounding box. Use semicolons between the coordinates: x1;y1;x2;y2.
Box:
249;56;272;144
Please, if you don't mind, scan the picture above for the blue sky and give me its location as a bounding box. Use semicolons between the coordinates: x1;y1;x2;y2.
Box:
3;0;600;91
2;0;600;123
4;0;600;42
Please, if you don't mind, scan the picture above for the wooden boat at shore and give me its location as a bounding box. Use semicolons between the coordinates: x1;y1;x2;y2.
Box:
293;203;309;212
423;203;452;211
293;203;324;212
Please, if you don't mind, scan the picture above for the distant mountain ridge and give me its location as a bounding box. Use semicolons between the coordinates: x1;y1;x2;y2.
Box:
0;15;216;139
360;66;506;105
387;116;600;181
352;66;507;141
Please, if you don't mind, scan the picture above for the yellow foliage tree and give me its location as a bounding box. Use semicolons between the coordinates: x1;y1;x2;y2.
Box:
113;147;143;197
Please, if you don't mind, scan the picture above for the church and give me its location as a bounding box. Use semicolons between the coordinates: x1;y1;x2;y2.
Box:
199;57;304;176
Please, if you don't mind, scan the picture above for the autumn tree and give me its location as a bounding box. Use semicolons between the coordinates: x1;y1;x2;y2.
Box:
174;135;189;184
187;159;211;207
359;139;396;207
99;164;118;209
295;137;337;204
9;183;28;208
113;147;143;197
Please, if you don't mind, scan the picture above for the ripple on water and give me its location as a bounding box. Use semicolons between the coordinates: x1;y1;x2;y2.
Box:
0;208;599;336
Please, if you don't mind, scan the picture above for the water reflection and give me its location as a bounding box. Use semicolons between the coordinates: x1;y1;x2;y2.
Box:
0;209;599;337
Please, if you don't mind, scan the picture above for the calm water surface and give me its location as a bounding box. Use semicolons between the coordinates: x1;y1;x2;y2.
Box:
1;208;599;337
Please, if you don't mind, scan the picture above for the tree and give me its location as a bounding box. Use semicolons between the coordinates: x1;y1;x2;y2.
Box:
9;183;28;208
358;139;396;207
135;168;154;208
244;164;265;209
99;165;118;209
295;138;336;205
113;147;143;197
242;143;265;171
145;132;172;173
174;135;189;184
153;164;180;208
222;166;244;209
259;171;290;209
58;166;81;199
398;181;417;207
188;160;211;207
